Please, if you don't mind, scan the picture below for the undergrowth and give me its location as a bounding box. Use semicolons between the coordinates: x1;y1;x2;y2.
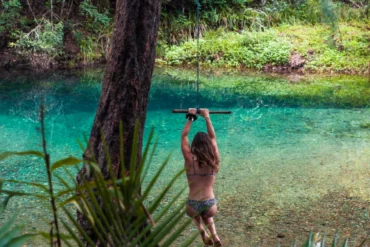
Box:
162;29;291;69
160;22;370;73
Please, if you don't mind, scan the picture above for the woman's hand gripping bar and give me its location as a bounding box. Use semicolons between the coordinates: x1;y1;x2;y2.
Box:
172;109;232;114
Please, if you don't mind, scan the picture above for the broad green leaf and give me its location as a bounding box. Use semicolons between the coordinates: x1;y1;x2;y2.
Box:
148;168;184;213
342;238;349;247
5;179;48;192
4;234;36;247
0;226;23;246
0;151;44;161
141;136;158;186
129;120;140;189
51;156;82;172
76;139;86;152
178;230;200;247
332;232;339;247
148;210;186;247
61;221;85;247
141;155;171;201
292;240;297;247
62;208;96;247
321;233;326;247
0;190;48;200
0;214;17;240
301;232;313;247
161;216;196;247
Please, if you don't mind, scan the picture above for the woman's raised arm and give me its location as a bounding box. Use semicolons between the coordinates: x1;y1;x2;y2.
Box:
200;108;219;160
181;108;197;161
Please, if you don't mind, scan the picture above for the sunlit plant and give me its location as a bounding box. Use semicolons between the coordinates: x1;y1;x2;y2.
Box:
0;105;198;246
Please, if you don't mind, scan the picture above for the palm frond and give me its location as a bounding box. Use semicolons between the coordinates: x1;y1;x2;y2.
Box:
0;187;35;246
0;119;196;246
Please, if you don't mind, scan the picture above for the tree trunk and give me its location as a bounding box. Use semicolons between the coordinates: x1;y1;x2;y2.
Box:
76;0;162;243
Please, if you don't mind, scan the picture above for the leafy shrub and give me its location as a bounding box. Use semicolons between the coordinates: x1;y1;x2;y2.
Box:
76;0;113;62
277;23;370;72
160;0;369;45
0;0;22;32
0;181;35;247
73;31;103;63
0;109;198;246
10;19;64;56
164;29;291;69
80;0;112;32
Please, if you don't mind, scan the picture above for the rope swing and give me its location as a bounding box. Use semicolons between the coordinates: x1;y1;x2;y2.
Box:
172;0;232;115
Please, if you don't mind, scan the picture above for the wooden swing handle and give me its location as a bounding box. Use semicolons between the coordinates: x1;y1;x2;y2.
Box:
172;109;232;114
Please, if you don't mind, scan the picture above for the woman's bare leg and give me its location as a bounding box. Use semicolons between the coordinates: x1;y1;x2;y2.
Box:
186;205;213;246
201;216;222;245
193;216;206;237
193;216;214;245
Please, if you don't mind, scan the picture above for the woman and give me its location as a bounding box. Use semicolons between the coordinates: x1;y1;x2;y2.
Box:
181;108;222;246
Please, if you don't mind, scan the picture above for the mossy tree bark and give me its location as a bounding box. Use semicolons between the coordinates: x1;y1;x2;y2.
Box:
76;0;162;244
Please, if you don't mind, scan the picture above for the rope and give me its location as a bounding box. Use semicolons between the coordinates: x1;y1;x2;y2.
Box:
195;0;201;110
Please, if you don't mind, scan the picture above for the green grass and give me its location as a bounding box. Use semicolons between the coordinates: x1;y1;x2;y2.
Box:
162;29;291;69
159;22;370;73
277;22;370;73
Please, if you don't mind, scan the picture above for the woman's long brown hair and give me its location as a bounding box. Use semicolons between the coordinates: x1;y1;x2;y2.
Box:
191;132;220;172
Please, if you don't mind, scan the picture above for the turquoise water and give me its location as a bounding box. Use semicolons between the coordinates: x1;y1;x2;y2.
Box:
0;68;369;246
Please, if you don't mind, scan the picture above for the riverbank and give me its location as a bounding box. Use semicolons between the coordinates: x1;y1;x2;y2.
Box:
1;23;369;74
1;66;369;108
153;67;370;108
159;22;370;75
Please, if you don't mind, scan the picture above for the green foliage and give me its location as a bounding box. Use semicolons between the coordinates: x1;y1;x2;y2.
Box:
160;0;273;44
75;0;112;63
164;29;290;69
277;23;370;72
264;0;369;25
0;182;36;247
163;21;370;72
80;0;112;32
263;0;319;25
0;116;197;246
321;0;341;47
0;0;22;32
160;0;369;45
10;19;64;56
296;231;368;247
73;31;103;63
160;0;368;72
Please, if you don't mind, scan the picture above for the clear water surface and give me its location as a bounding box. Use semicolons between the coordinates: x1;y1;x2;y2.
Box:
0;67;369;246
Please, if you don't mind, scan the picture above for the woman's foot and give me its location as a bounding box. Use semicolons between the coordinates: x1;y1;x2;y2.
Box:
200;230;214;246
214;240;223;247
213;235;222;247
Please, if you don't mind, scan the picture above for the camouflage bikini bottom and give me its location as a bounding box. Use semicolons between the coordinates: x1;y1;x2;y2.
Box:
187;198;217;216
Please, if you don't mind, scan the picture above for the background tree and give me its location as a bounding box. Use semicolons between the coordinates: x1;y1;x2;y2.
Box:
76;0;162;243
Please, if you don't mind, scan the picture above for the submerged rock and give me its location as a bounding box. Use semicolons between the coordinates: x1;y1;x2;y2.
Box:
262;51;306;73
289;52;306;69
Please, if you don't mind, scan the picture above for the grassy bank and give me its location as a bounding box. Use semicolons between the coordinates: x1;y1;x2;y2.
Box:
153;67;370;108
158;22;370;74
1;0;369;72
